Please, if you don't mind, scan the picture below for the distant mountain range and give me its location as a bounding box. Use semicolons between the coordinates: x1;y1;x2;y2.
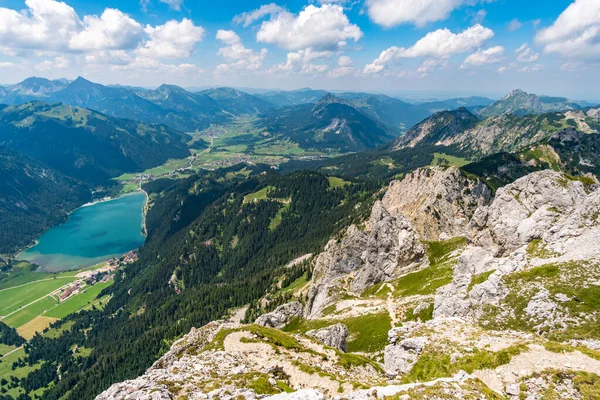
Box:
418;96;495;114
2;78;595;141
478;89;582;118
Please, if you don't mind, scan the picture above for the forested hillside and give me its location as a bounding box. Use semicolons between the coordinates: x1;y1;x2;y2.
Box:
257;94;394;152
12;165;378;399
0;146;90;254
0;102;192;185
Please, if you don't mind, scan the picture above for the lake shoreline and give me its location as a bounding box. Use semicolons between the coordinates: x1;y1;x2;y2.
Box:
17;192;148;272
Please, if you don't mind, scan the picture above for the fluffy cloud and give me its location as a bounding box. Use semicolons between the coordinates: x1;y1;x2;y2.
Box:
364;24;494;74
256;4;362;51
215;30;267;74
0;0;203;65
137;19;205;59
85;50;133;66
535;0;600;59
328;55;356;77
270;49;330;74
461;45;504;68
69;9;144;51
0;0;81;51
365;0;466;28
233;3;284;27
506;18;522;32
515;43;539;63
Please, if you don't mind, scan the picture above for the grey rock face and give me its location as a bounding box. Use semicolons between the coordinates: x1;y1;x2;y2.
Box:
384;334;428;377
305;201;425;318
97;378;173;399
436;169;600;320
255;302;303;329
306;323;349;352
382;167;492;241
468;170;594;256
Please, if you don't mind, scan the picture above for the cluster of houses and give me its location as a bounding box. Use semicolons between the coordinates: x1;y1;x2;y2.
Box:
59;282;82;301
108;250;138;268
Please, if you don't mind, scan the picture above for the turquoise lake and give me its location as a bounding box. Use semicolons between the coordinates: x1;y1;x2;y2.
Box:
19;192;147;272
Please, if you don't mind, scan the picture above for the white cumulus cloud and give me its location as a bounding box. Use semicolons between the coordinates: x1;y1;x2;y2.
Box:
215;30;267;74
535;0;600;59
137;18;205;59
365;0;466;27
270;49;330;74
0;0;81;51
256;4;362;51
69;8;144;51
329;55;356;77
364;24;494;74
233;3;285;27
461;45;504;68
515;43;539;63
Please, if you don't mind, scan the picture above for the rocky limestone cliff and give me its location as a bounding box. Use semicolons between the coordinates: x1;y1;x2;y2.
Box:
382;166;492;241
305;200;425;319
434;170;600;325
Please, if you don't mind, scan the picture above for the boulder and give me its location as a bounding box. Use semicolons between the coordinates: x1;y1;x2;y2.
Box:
255;302;303;329
306;323;348;352
384;336;428;377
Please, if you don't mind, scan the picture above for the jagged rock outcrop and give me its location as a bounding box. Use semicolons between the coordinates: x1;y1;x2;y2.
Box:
385;326;427;377
306;324;348;352
305;201;425;318
434;169;600;320
382;167;492;240
256;302;303;329
468;170;600;256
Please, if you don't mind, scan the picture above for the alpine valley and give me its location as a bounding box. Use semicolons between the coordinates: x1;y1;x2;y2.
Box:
1;75;600;400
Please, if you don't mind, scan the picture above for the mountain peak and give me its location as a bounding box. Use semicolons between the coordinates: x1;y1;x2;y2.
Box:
156;84;186;93
505;88;528;98
482;89;580;117
69;76;96;88
312;93;355;116
315;93;352;107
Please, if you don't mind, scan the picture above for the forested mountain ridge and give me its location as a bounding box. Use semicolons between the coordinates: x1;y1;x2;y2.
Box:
198;87;274;115
337;93;432;133
0;146;90;254
0;101;193;185
257;94;394;152
464;127;600;189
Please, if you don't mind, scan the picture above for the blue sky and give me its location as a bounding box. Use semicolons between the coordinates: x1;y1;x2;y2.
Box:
0;0;598;100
